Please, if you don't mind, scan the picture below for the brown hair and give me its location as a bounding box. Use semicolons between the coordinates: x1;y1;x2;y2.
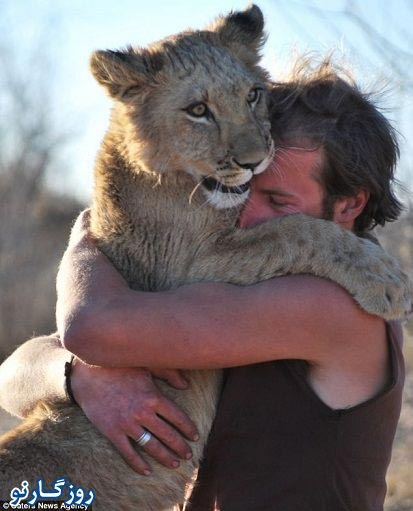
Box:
268;58;402;232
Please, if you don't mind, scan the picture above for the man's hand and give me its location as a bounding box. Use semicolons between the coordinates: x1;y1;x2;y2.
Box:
70;359;199;475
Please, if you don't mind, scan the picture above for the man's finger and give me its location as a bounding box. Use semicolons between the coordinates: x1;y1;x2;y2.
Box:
157;397;199;441
111;434;152;475
143;415;192;461
130;428;181;470
152;369;189;389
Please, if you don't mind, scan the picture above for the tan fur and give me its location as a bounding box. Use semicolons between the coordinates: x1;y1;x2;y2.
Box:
0;5;411;510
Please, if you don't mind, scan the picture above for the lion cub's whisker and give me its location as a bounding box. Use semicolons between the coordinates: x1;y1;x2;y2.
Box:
189;175;215;205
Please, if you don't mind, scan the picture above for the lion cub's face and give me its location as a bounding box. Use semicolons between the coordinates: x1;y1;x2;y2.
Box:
91;5;273;209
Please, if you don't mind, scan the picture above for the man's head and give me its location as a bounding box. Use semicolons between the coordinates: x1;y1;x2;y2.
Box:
240;58;402;232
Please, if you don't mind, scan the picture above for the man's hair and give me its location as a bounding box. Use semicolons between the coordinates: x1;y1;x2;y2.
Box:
269;57;403;232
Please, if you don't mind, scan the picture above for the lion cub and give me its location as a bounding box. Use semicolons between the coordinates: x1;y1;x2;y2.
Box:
0;5;411;510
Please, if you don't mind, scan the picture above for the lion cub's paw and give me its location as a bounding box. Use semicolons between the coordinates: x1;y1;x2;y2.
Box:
351;240;413;321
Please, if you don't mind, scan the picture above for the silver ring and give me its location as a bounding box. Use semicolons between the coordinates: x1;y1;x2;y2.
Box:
136;430;152;447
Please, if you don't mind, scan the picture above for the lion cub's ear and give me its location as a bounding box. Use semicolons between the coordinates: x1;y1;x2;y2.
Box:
211;4;267;67
90;47;164;99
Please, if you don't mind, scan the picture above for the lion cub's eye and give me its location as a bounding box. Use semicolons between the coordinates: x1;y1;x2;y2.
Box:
186;102;208;118
247;88;261;107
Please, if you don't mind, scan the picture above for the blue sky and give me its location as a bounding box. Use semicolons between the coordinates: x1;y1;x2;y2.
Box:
2;0;412;199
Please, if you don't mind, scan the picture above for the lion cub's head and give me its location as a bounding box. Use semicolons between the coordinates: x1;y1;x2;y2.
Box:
91;5;273;208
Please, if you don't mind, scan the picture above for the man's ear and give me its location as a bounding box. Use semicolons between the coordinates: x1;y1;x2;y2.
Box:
209;4;267;67
90;47;164;99
333;190;370;228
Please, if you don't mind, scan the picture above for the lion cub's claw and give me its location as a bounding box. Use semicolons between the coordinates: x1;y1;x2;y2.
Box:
350;242;413;321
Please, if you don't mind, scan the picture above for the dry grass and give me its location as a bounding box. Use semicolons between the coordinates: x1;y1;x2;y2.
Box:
0;189;83;361
385;325;413;511
380;214;413;509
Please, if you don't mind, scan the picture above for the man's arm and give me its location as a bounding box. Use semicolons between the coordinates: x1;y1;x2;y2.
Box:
0;335;71;418
0;334;198;474
60;213;380;370
66;275;381;368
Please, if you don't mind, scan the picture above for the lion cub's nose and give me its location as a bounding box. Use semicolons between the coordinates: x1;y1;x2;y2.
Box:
232;158;263;171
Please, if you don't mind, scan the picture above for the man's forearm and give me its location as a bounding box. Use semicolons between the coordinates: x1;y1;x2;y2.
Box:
62;275;364;370
0;335;72;418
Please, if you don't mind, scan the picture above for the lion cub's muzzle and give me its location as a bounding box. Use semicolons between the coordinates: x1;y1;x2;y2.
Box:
203;176;251;195
202;141;275;209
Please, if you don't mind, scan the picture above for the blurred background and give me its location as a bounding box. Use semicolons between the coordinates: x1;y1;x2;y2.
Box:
0;1;411;509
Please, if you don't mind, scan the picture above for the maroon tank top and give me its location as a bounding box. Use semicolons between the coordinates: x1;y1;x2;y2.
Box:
186;322;404;511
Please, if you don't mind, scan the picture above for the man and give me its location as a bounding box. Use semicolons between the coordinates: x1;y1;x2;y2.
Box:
0;61;405;510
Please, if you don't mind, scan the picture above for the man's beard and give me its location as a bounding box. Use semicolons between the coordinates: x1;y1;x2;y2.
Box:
321;194;335;221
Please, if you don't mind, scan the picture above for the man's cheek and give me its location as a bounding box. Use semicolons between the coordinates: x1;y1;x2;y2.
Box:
239;204;276;228
238;194;260;225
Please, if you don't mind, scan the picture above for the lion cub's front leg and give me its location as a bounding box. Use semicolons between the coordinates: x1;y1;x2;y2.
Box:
192;214;412;321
